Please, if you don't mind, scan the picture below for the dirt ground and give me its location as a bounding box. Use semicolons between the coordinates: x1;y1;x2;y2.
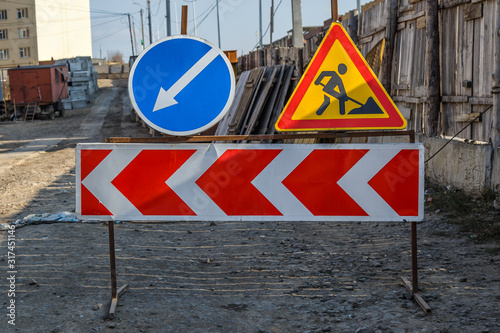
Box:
1;79;499;333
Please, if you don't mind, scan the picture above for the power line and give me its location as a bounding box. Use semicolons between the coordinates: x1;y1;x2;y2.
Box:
92;26;129;43
0;0;127;16
188;1;217;35
425;105;494;163
252;0;283;51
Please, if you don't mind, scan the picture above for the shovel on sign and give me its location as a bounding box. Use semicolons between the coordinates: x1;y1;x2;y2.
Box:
348;96;384;115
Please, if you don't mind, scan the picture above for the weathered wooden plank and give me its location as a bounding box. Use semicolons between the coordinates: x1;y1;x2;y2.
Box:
107;131;417;144
359;35;374;44
358;26;386;40
399;5;415;13
408;0;422;4
268;65;294;134
411;26;426;95
256;66;284;134
414;103;424;133
395;84;410;90
480;0;494;95
455;5;465;97
381;0;398;91
398;10;425;23
469;97;493;104
228;68;264;135
241;66;278;135
440;0;472;10
416;16;426;29
392;96;422;103
441;8;457;96
472;14;483;97
215;70;251;135
442;95;470;103
464;3;483;20
455;112;482;122
463;15;474;97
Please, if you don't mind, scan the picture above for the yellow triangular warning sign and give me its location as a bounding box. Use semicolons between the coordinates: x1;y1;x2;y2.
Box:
276;23;407;131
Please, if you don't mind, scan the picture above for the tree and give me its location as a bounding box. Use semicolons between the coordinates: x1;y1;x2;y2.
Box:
108;50;124;63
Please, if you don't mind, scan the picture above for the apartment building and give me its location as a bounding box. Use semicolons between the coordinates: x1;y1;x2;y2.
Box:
0;0;92;69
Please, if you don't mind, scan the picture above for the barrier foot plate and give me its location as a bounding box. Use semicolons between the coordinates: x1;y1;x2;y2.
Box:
401;277;431;313
108;284;129;319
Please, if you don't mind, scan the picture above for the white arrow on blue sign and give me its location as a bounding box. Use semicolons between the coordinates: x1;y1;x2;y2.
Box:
128;36;235;136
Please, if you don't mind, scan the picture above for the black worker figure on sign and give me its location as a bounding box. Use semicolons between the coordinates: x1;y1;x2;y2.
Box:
314;63;384;116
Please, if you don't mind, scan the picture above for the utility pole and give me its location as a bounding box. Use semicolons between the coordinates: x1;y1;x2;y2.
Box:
270;0;274;46
216;0;221;48
425;0;440;137
259;0;263;48
192;0;198;36
166;0;171;36
132;20;138;55
147;0;153;45
291;0;303;48
357;0;361;13
331;0;338;21
127;14;135;57
181;5;188;35
140;9;145;50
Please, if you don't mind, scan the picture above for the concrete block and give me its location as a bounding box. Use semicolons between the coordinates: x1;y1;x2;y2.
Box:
69;89;87;100
72;71;90;78
94;65;108;74
425;137;493;194
72;99;87;109
69;62;82;72
61;99;72;110
70;75;91;82
109;64;122;74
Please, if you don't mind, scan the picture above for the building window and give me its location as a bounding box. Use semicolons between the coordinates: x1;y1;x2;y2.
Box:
0;10;7;20
0;29;7;40
17;8;28;19
18;28;28;39
0;49;8;60
19;47;30;58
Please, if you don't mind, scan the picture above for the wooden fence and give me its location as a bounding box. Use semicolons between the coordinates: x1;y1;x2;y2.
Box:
239;0;500;147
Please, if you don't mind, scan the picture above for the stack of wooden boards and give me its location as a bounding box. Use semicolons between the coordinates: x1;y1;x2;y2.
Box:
215;65;295;136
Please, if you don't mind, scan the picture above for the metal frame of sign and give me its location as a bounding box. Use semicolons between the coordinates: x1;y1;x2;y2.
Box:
85;130;430;317
76;143;424;223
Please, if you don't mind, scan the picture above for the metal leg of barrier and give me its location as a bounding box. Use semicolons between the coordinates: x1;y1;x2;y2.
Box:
108;221;129;319
401;222;431;313
399;131;430;313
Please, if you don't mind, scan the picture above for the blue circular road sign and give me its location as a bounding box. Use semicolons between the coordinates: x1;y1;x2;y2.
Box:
128;36;235;136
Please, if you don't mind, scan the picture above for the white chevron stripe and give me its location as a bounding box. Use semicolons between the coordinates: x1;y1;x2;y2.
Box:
167;145;226;218
337;148;400;219
252;146;313;217
81;148;142;218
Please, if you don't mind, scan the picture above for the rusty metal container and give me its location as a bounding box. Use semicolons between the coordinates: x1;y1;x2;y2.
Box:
8;64;69;106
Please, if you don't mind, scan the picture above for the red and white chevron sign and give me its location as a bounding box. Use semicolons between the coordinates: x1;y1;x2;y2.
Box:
76;143;424;222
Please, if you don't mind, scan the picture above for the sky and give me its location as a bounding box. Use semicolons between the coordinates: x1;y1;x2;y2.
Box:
90;0;372;60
